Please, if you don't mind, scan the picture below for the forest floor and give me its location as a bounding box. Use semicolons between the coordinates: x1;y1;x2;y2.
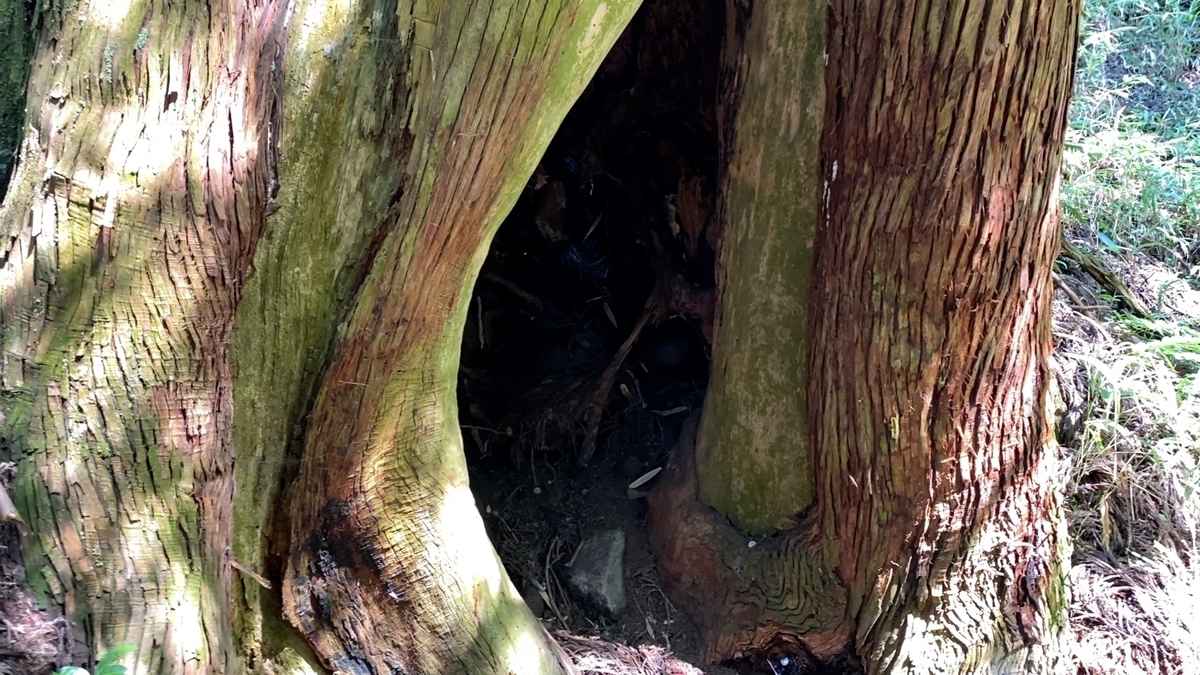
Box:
2;1;1194;674
1052;1;1200;673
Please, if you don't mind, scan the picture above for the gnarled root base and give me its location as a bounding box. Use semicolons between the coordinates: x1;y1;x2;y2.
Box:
645;414;849;665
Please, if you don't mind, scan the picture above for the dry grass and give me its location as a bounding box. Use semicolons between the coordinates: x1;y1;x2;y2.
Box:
558;632;706;675
0;584;75;675
1067;546;1200;675
1055;242;1200;675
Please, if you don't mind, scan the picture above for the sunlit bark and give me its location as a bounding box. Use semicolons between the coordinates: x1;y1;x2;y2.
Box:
275;1;639;673
0;0;285;670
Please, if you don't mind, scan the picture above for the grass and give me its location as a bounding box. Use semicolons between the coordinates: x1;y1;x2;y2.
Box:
1063;0;1200;266
1058;0;1200;672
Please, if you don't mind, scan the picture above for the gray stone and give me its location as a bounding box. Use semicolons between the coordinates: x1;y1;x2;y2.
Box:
566;528;626;619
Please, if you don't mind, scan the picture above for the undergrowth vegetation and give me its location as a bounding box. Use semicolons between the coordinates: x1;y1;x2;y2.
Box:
1057;0;1200;672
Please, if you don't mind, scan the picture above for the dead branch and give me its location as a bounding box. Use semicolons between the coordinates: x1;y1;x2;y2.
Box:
1060;238;1152;318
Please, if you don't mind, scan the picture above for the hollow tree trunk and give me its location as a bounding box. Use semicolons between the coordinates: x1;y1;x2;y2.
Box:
276;1;639;674
2;0;639;673
650;1;1078;674
0;0;285;671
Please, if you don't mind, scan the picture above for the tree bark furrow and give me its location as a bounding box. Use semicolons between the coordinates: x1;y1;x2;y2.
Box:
2;1;288;670
811;0;1077;671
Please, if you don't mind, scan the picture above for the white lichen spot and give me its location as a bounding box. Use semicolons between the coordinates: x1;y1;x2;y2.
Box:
579;3;609;56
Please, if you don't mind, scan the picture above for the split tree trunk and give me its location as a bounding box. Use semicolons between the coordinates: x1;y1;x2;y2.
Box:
269;1;640;674
2;0;1080;673
1;0;638;673
650;1;1079;673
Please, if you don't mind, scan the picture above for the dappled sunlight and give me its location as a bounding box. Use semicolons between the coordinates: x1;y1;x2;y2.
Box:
503;623;550;673
436;482;514;596
0;0;284;668
1069;545;1200;674
84;0;136;31
437;482;569;673
1055;2;1200;674
168;592;209;664
294;0;354;58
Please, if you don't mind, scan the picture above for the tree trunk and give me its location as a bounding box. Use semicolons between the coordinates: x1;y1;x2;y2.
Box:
650;1;1078;673
0;0;286;670
1;0;638;673
2;0;1080;673
275;1;639;672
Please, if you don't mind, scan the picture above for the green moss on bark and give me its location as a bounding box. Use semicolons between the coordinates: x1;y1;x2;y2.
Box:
0;0;31;197
695;2;826;536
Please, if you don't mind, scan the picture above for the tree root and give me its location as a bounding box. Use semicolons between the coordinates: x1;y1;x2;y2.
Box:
645;413;849;664
578;308;653;465
577;264;715;465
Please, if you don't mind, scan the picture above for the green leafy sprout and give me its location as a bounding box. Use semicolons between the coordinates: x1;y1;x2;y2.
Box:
54;645;136;675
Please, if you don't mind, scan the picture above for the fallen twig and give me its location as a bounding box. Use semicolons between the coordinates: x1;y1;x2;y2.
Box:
1060;239;1152;318
578;308;652;465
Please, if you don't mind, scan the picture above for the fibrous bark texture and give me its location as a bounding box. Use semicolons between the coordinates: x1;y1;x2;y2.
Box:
279;1;639;674
230;1;424;667
652;0;1079;673
814;0;1078;671
0;0;286;671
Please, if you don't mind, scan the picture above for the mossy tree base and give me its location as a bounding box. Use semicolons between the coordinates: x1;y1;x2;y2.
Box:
277;1;640;673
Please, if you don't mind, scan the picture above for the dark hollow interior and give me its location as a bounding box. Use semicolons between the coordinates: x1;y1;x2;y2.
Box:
455;0;730;661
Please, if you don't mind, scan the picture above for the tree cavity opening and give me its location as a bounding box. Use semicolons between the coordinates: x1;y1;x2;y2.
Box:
456;0;723;650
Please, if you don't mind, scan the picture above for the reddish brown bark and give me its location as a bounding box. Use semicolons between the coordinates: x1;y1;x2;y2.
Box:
650;0;1078;672
811;0;1078;669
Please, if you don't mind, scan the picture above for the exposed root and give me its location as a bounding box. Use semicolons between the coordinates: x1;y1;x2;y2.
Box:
580;308;654;465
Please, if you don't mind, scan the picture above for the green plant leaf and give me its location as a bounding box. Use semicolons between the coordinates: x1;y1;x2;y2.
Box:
94;645;135;675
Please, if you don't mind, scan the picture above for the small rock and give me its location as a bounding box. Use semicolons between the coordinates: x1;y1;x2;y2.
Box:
520;579;545;618
566;529;626;619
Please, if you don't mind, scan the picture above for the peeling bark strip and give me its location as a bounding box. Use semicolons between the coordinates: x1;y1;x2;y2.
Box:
280;1;638;674
812;0;1079;672
0;0;287;672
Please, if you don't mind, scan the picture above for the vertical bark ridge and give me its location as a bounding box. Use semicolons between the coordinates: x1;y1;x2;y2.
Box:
0;0;287;671
280;1;639;673
230;1;419;666
812;0;1078;672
